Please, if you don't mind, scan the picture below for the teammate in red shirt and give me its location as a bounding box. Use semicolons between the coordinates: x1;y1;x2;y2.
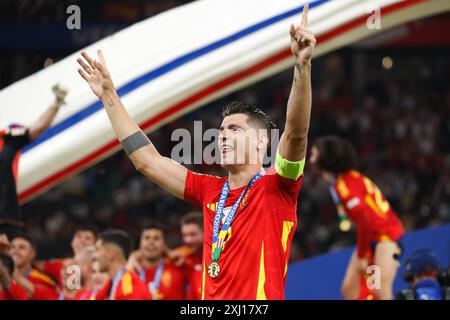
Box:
76;260;109;300
77;4;315;299
9;236;58;299
128;225;184;300
310;136;404;300
35;225;97;287
0;253;28;300
170;212;204;300
94;230;151;300
0;85;66;239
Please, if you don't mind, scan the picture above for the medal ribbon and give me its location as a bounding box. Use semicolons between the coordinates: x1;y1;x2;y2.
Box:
109;267;126;300
148;258;165;300
211;173;262;263
328;184;348;221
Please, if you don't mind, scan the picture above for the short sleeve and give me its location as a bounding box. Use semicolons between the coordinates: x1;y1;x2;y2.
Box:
265;172;303;206
43;260;64;284
184;170;221;207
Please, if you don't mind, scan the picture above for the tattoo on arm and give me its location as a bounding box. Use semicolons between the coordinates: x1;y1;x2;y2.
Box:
295;63;302;76
105;94;115;108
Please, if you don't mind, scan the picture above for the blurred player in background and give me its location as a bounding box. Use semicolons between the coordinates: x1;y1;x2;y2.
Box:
93;230;150;300
170;212;203;300
310;136;404;300
0;84;67;238
9;235;58;299
78;259;109;300
34;225;97;288
0;235;28;300
57;258;81;300
77;4;315;299
127;224;184;299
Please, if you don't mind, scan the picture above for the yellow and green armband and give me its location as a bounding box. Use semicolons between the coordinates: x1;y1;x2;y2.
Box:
274;151;305;180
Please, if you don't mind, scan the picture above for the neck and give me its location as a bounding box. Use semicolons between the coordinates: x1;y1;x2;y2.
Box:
141;256;162;269
17;263;32;275
109;260;126;279
227;164;263;189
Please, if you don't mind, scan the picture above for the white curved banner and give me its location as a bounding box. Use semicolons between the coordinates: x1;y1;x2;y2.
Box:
0;0;448;202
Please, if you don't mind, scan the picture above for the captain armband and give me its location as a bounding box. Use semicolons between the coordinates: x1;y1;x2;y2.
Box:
121;131;151;155
274;151;305;180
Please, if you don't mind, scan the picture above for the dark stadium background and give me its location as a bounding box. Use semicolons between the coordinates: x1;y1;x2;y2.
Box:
0;0;449;262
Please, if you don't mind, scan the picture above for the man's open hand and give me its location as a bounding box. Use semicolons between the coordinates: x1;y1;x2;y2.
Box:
77;50;115;99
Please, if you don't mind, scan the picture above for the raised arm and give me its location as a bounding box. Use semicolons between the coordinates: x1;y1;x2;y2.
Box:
278;4;316;162
77;50;187;199
28;84;67;141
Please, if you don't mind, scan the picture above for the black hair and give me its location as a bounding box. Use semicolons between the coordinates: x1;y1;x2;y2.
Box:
222;101;277;143
140;223;166;240
98;229;133;260
312;136;357;175
74;223;99;240
11;234;37;251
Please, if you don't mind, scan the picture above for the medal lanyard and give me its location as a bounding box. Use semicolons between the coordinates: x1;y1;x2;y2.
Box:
139;258;164;288
328;184;348;220
89;289;98;300
148;258;164;299
211;173;262;263
109;267;126;300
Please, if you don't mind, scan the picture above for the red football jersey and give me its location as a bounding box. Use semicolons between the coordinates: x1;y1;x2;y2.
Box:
26;268;59;300
332;170;404;258
174;246;202;300
357;274;377;300
42;259;64;285
95;269;151;300
0;282;28;300
140;260;185;300
184;170;302;300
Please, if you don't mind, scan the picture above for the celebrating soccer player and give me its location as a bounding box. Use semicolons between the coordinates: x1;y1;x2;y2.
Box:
93;230;150;300
34;225;97;288
310;136;404;300
9;236;59;300
77;4;315;299
0;84;67;238
127;224;184;300
170;212;204;300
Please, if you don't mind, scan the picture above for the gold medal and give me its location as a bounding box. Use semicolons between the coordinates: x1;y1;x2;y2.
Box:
207;262;220;278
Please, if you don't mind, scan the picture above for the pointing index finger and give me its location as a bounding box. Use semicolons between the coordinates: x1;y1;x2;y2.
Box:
301;3;309;28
